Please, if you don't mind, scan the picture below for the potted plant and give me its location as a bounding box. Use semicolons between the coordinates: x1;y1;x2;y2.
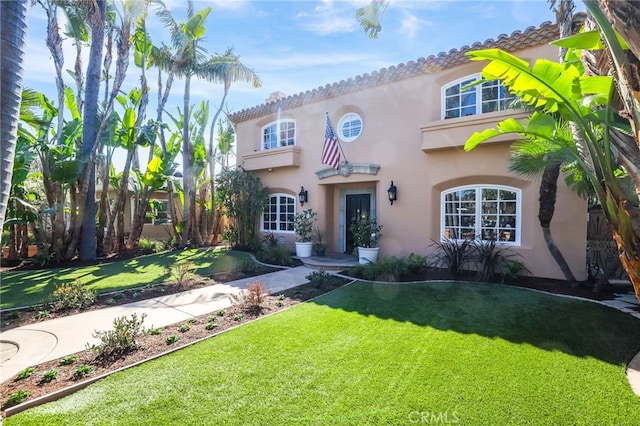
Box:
313;226;327;257
350;214;382;264
293;209;317;257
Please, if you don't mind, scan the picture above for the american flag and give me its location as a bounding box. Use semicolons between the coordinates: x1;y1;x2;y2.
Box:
321;115;341;169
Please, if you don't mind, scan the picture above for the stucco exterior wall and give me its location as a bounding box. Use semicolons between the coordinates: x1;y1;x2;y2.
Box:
233;42;587;281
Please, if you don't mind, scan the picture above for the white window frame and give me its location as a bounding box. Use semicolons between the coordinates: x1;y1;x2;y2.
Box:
440;185;521;246
337;113;363;142
441;74;515;120
261;120;296;150
262;193;296;233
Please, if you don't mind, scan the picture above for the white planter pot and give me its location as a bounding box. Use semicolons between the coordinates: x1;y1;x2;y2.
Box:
358;247;379;264
295;241;314;258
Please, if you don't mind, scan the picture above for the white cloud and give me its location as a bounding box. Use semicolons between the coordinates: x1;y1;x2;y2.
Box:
398;12;430;40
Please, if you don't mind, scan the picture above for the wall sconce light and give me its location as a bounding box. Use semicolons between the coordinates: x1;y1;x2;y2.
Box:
298;186;308;206
387;181;397;205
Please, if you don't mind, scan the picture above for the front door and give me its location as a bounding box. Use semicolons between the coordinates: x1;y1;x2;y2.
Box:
345;194;371;253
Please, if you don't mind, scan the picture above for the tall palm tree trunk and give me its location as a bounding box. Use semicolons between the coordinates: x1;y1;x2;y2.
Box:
0;0;28;230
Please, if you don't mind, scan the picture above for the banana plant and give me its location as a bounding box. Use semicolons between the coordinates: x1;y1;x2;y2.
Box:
464;37;640;298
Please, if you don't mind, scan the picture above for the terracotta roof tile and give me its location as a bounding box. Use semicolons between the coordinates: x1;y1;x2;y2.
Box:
228;19;573;124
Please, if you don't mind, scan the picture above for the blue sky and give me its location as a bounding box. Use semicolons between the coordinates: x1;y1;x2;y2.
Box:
22;0;575;122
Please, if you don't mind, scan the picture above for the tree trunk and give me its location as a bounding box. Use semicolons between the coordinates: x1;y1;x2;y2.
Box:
181;74;192;246
72;0;106;261
538;162;577;282
0;0;27;230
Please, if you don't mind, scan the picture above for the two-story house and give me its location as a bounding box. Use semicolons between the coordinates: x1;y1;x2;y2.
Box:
229;21;587;281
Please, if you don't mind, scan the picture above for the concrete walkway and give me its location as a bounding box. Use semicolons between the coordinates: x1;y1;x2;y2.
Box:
0;266;316;384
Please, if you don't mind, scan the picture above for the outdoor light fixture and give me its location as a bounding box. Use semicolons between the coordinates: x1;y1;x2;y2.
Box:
298;186;308;206
387;181;397;205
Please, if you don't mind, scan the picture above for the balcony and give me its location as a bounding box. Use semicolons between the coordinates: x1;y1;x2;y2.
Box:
241;146;302;171
420;110;529;152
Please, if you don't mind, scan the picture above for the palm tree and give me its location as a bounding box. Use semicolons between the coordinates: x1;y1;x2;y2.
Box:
151;2;261;246
0;0;28;231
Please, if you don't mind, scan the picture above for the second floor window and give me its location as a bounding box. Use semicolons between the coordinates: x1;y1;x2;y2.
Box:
442;75;515;119
262;120;296;149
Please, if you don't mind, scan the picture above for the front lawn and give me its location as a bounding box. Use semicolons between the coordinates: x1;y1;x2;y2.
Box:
7;281;640;425
0;248;250;309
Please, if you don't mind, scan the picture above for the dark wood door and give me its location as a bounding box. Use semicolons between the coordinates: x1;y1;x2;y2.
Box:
345;194;371;253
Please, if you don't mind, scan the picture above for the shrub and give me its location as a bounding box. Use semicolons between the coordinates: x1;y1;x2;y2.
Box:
373;256;410;282
502;259;531;284
276;301;284;307
430;238;474;280
7;311;21;320
469;238;517;283
15;367;35;381
138;237;164;255
233;313;244;321
74;365;93;378
48;279;97;312
166;335;178;345
237;258;259;274
6;390;29;406
407;253;430;277
40;369;58;383
58;355;78;366
186;318;198;324
35;310;51;320
149;328;162;335
256;245;293;266
88;313;147;357
217;309;226;316
229;281;270;314
205;322;217;331
306;271;338;288
179;324;190;333
165;261;198;288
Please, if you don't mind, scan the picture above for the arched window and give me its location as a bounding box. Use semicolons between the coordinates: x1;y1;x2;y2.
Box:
262;120;296;149
442;74;515;119
441;185;521;245
262;194;296;232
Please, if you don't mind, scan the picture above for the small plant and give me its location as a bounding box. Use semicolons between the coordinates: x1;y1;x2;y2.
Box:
7;311;21;320
205;322;217;330
35;310;51;320
6;390;29;406
471;238;521;283
238;257;259;274
58;354;78;366
350;214;382;248
275;301;284;307
48;279;97;312
407;253;430;276
186;318;198;324
233;313;244;321
88;313;147;357
229;281;270;314
40;368;58;383
217;309;226;316
149;327;162;335
502;259;531;284
113;292;126;300
131;291;143;298
15;367;35;381
179;324;191;333
138;237;164;255
278;293;286;301
166;334;178;344
105;298;117;305
165;261;198;288
74;364;93;378
293;209;318;242
306;270;338;288
313;226;327;256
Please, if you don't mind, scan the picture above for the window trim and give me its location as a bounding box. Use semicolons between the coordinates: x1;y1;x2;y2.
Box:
441;74;515;120
337;112;363;143
261;193;297;233
261;119;296;150
440;184;522;246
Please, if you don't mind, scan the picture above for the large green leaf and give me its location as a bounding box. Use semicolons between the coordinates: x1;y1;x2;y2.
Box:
464;118;524;151
52;160;82;184
552;29;629;50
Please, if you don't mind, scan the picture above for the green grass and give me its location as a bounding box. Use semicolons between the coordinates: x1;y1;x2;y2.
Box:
7;281;640;425
0;248;250;309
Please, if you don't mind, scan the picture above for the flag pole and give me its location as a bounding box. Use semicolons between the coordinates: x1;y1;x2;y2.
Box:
326;112;348;164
